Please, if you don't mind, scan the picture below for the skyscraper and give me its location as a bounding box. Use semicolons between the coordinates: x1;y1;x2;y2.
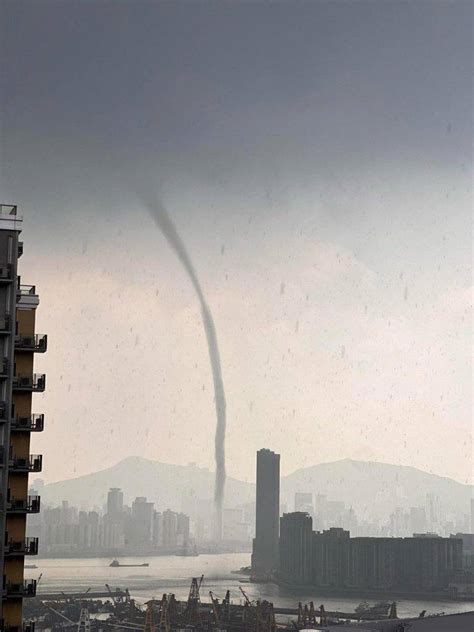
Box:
251;448;280;579
104;488;125;550
130;497;154;546
107;488;124;516
0;205;46;629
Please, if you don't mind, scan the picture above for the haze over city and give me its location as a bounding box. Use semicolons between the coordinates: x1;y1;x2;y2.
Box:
1;1;472;487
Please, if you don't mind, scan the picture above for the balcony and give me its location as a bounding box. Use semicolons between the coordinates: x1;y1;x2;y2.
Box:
9;454;43;473
5;538;39;556
0;205;22;236
4;580;37;598
12;374;46;393
0;315;12;336
6;495;41;514
16;284;38;309
0;360;8;379
15;334;47;353
0;265;13;284
16;284;35;297
11;414;44;432
0;205;17;216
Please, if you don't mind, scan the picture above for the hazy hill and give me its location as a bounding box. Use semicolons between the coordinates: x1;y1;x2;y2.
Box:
39;457;473;521
280;459;473;522
40;457;254;512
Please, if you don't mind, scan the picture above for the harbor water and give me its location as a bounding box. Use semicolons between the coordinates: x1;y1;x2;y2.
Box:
33;553;474;620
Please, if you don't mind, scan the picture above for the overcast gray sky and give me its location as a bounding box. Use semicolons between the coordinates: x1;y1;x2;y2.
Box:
1;1;472;485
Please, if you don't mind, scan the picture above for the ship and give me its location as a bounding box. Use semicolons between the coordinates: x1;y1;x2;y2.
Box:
109;560;149;567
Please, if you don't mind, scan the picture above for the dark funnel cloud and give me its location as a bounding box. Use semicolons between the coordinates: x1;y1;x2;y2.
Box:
140;193;226;510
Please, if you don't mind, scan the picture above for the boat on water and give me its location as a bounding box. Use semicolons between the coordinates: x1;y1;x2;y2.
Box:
25;564;38;569
109;559;149;567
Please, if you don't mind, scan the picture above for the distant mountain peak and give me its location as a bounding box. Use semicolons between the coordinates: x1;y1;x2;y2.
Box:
41;457;472;522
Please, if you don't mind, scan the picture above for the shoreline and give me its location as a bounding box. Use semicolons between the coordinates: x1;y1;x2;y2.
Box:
274;580;473;603
35;548;251;560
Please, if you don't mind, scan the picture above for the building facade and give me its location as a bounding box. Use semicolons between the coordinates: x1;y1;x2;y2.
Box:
107;488;124;516
279;512;313;585
279;514;463;594
0;205;46;631
251;449;280;579
312;527;351;588
129;497;154;546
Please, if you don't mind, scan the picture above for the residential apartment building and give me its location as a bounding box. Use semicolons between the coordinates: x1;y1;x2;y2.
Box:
0;205;46;631
279;513;463;594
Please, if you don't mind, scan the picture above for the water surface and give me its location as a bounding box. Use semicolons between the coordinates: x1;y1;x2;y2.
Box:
33;554;474;620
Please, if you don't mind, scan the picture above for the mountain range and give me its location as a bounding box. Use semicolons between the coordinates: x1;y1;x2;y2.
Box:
36;457;473;523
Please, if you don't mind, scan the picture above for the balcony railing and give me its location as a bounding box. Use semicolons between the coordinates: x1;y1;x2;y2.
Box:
11;414;44;432
0;360;8;378
9;454;43;473
0;315;11;335
16;284;36;297
12;374;46;392
5;538;39;556
5;580;37;598
0;205;17;216
0;266;13;283
6;495;41;514
15;334;47;353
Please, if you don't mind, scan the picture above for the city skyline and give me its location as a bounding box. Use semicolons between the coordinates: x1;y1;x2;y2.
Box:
32;453;473;542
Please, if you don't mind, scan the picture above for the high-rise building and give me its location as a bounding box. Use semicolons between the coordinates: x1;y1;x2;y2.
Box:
312;527;350;588
251;448;280;579
104;488;125;549
107;488;124;516
152;511;163;547
0;205;46;629
162;509;178;548
279;512;313;584
130;497;154;546
279;515;463;593
176;512;190;547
